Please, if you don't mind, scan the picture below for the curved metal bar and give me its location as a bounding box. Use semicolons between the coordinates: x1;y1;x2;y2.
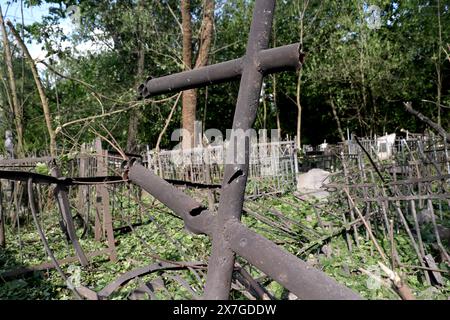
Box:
97;261;205;299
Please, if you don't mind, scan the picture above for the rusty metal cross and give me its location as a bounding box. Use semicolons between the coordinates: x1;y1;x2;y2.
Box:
130;0;362;300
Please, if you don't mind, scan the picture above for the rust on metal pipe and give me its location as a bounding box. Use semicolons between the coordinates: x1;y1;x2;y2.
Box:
258;43;304;74
0;182;4;248
139;59;241;98
126;160;363;300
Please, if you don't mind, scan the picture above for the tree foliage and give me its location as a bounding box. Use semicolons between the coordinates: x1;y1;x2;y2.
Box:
0;0;448;153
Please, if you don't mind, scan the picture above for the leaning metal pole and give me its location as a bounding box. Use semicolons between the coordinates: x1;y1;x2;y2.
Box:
51;165;89;266
202;0;277;299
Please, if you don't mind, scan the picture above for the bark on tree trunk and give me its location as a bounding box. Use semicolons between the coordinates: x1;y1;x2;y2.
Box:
329;96;346;143
194;0;215;70
7;21;57;157
181;0;195;150
181;0;214;150
273;75;281;137
296;71;302;148
0;6;24;157
126;113;140;154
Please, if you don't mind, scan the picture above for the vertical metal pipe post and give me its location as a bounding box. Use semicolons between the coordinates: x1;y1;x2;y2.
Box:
51;165;89;266
203;0;276;299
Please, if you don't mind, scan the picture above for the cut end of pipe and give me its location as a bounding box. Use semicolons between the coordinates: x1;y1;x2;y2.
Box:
141;86;150;98
137;76;154;98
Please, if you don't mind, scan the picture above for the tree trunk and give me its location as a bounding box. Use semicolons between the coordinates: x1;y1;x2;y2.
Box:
436;0;442;126
181;0;195;149
126;0;146;154
126;112;140;153
7;21;57;157
329;97;346;143
296;71;302;148
182;91;197;149
181;0;214;150
194;0;215;70
0;5;24;157
156;93;182;152
273;75;281;137
0;66;13;119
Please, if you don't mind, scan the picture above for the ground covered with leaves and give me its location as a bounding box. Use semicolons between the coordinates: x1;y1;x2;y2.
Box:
0;193;449;300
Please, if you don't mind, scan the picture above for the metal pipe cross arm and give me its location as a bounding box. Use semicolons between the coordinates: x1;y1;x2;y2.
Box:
138;43;303;99
127;162;216;236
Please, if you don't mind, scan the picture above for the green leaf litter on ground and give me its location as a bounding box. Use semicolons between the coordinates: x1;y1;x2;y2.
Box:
0;194;448;300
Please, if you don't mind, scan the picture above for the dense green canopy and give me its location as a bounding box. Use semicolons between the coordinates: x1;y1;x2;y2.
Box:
0;0;448;154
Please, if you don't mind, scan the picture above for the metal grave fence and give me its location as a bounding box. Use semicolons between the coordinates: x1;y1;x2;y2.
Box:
145;140;299;196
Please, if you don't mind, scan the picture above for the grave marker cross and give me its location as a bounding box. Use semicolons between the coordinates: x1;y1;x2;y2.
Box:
132;0;362;300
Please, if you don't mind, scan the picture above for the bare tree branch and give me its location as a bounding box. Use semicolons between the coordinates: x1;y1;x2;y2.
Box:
403;102;450;143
